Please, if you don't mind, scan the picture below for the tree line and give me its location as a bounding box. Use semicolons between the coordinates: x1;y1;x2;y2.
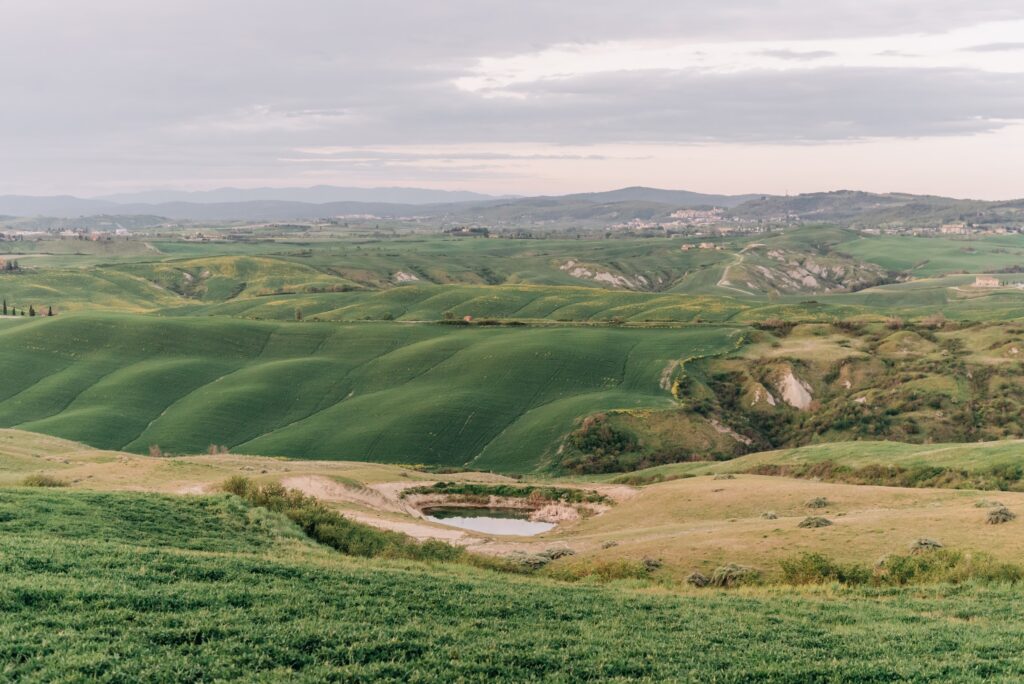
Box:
2;299;53;317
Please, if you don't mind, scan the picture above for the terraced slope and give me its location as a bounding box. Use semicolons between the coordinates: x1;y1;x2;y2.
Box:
0;314;739;470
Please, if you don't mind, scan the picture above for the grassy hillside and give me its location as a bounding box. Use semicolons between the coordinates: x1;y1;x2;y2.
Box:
6;486;1024;680
113;255;362;300
7;232;1024;321
0;314;739;470
840;234;1024;276
0;268;183;313
170;283;753;323
616;439;1024;482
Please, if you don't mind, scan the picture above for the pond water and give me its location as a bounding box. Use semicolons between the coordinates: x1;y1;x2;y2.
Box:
423;506;555;536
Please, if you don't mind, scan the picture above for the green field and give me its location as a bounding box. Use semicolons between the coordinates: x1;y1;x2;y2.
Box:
6;486;1024;681
0;314;739;470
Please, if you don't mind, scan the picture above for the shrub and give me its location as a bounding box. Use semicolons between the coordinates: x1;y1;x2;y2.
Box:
710;564;760;588
885;317;905;330
879;549;1022;585
507;552;553;571
713;473;736;480
642;557;663;572
222;477;464;562
753;319;796;337
987;507;1016;525
400;482;609;504
686;571;710;588
806;497;830;509
760;511;778;520
601;540;619;549
222;475;251;497
779;553;871;585
798;516;832;529
975;499;1004;508
21;473;67;488
559;414;640;473
909;538;943;554
544;558;651;582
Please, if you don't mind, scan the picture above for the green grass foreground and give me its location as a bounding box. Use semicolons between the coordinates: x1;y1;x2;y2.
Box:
3;488;1024;681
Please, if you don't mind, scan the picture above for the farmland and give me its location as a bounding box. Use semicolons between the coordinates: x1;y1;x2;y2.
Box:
0;313;740;470
3;229;1024;472
4;223;1024;679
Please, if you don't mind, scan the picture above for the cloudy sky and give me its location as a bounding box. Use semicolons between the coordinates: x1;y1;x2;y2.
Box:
2;1;1024;198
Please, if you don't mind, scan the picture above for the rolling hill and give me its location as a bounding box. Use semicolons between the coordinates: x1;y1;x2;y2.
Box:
0;314;740;470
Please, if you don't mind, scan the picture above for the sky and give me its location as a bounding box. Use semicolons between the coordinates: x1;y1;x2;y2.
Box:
2;1;1024;199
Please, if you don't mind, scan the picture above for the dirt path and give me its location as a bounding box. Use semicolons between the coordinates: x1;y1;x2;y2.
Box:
716;252;755;296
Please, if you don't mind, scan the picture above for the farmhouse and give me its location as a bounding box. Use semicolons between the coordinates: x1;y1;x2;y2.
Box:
973;276;1000;288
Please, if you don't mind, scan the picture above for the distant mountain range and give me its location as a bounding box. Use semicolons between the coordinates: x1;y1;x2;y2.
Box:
95;185;505;205
0;186;1020;228
0;186;759;222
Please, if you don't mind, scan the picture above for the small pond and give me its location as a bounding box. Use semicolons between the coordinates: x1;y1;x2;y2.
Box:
423;506;555;536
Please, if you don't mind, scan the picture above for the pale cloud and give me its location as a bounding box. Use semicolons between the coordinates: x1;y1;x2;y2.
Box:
0;1;1022;197
454;20;1024;95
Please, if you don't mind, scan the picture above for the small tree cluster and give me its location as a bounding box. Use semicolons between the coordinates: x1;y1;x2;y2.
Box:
1;298;55;317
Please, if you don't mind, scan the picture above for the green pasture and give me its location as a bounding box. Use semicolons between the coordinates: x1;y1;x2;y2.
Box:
0;314;739;470
5;487;1024;681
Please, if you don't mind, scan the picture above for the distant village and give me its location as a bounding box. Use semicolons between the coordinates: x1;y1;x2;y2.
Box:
973;275;1024;289
861;222;1024;237
610;207;792;235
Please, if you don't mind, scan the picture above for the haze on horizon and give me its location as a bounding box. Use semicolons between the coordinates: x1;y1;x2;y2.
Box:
2;1;1024;201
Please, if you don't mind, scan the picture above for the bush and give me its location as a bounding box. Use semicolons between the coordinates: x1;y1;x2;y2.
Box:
642;557;663;572
400;482;609;504
806;497;830;509
798;516;832;529
507;552;554;571
760;511;778;520
779;553;871;585
709;564;760;587
686;571;710;587
21;473;67;488
713;473;735;480
909;538;943;554
545;558;652;582
987;507;1016;525
221;477;464;562
559;414;640;473
879;549;1022;585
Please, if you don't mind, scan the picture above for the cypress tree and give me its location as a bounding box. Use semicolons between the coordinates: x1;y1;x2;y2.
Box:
47;306;53;317
2;299;6;316
28;305;35;317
